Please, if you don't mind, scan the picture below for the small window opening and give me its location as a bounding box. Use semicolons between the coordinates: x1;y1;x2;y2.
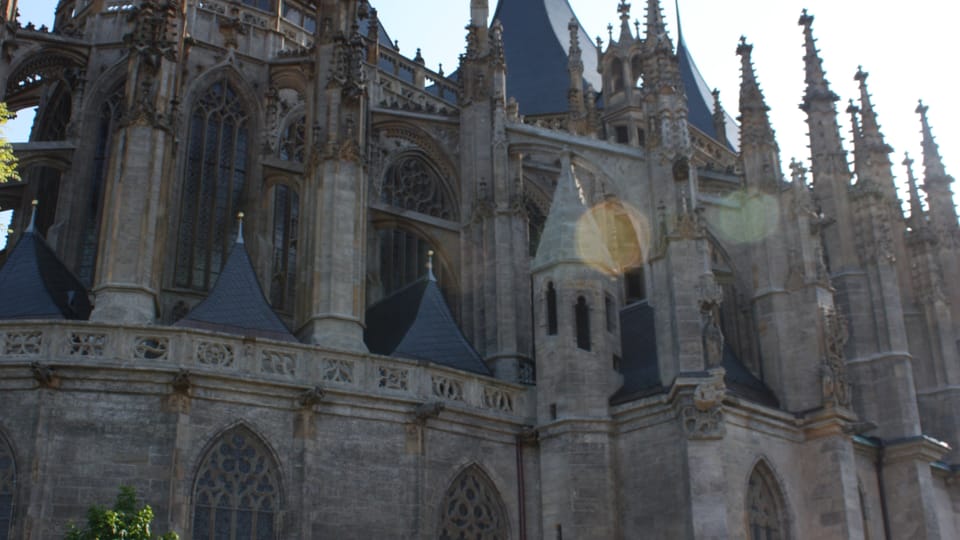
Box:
625;266;646;303
605;294;615;332
575;296;591;351
547;282;558;335
615;125;629;144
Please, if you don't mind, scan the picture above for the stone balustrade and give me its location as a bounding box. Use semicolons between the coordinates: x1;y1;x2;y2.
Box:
0;321;532;420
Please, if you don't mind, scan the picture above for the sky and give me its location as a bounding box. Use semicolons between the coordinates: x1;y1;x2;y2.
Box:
3;0;958;247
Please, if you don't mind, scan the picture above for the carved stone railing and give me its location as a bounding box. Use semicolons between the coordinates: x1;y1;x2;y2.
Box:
0;321;532;420
370;45;459;114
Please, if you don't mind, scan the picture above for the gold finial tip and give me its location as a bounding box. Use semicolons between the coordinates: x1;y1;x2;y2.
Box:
427;249;434;257
31;199;38;207
237;211;245;219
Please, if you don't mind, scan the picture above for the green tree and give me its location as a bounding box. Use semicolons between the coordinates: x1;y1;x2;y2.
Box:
65;486;179;540
0;102;20;183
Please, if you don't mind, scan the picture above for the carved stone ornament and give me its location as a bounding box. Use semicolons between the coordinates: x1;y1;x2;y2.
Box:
172;369;191;394
298;385;325;408
820;307;851;408
702;309;725;369
30;361;59;389
681;370;726;439
413;401;444;424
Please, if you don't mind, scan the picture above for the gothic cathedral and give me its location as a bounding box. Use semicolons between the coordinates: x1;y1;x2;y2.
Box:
0;0;957;538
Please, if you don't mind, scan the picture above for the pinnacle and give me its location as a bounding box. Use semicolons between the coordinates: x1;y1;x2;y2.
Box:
799;10;837;109
917;100;949;181
904;152;925;225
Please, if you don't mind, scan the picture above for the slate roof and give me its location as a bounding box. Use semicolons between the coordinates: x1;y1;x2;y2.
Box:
364;277;490;376
531;156;614;272
175;236;297;343
611;301;663;404
491;0;597;116
0;227;92;320
489;0;739;151
610;301;779;408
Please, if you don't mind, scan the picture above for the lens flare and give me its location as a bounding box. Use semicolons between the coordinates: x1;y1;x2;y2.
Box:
576;200;651;275
711;191;779;245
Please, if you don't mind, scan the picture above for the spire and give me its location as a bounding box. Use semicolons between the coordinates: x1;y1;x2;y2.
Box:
644;0;672;53
0;200;92;321
798;9;838;111
736;36;774;147
711;89;727;147
617;1;633;43
532;153;614;273
854;67;888;152
846;100;867;182
917;100;950;182
176;230;297;342
904;153;926;228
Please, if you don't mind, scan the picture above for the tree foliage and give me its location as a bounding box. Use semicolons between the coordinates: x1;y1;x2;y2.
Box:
64;486;179;540
0;102;19;183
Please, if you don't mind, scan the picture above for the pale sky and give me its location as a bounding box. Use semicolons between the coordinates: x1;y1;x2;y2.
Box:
3;0;957;248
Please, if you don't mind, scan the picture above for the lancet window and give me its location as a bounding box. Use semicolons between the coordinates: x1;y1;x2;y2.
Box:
575;296;590;351
0;436;15;540
77;82;124;286
381;155;455;220
546;282;558;336
175;79;250;291
269;184;299;313
192;427;280;540
746;462;787;540
438;466;508;540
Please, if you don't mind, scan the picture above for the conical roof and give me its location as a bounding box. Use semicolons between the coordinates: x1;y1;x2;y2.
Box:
364;277;490;375
532;156;614;272
176;232;296;342
0;225;91;320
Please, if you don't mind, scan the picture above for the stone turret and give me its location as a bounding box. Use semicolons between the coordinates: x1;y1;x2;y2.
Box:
532;154;620;539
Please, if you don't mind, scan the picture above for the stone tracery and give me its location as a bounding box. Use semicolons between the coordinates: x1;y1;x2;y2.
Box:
192;426;281;540
438;465;509;540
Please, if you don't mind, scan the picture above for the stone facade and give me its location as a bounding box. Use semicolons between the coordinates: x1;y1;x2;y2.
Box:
0;0;958;539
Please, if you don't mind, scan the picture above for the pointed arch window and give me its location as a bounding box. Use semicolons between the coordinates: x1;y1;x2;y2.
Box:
269;184;299;313
381;155;456;220
546;282;558;335
438;465;508;540
192;427;281;540
0;436;15;540
746;462;787;540
175;79;250;291
575;296;590;351
77;82;124;286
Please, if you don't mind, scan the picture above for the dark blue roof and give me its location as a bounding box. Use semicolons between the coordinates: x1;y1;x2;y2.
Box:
0;230;91;320
677;36;739;151
176;240;296;342
611;301;663;404
610;301;778;408
492;0;589;116
365;278;490;376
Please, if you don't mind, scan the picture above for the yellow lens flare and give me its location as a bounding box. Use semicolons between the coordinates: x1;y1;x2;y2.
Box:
576;200;651;276
711;191;779;245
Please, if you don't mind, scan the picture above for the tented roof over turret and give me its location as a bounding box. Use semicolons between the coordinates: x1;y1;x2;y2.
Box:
364;277;490;376
0;224;91;320
175;231;296;343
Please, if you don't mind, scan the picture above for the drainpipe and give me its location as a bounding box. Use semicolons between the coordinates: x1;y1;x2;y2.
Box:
515;434;526;540
874;440;892;540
